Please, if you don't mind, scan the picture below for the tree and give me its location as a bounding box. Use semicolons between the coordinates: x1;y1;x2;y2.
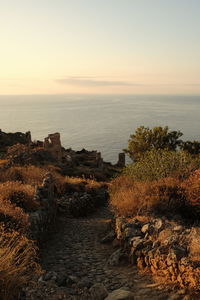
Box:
180;140;200;155
124;126;183;161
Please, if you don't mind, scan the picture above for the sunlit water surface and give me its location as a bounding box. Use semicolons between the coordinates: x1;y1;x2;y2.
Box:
0;94;200;163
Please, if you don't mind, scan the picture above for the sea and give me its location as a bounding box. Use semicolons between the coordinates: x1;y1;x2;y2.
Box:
0;94;200;164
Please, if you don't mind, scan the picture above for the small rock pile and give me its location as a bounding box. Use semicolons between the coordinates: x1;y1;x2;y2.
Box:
58;188;108;217
113;216;200;291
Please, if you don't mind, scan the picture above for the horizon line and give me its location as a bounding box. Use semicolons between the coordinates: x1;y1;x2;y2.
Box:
0;93;200;97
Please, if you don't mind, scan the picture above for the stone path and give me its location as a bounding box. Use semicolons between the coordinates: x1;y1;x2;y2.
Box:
34;206;181;300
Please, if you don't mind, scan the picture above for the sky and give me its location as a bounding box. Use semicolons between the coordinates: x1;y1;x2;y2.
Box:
0;0;200;95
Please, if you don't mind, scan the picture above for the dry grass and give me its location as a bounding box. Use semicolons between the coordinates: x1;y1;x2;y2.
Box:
0;196;29;230
109;176;188;217
65;176;105;188
109;176;159;216
0;166;46;185
0;160;9;167
152;177;185;214
0;225;41;300
188;227;200;262
0;181;37;212
0;165;70;196
181;169;200;209
64;176;107;194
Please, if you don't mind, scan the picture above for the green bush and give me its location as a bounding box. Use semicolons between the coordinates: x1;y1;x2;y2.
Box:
124;126;183;161
123;149;200;181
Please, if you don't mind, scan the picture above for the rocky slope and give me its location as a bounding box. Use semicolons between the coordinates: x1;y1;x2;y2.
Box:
22;206;186;300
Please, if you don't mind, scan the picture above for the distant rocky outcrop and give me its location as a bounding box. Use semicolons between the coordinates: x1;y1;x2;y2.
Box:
1;130;123;180
0;129;31;154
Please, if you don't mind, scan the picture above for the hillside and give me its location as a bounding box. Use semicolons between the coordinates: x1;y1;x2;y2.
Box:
0;129;200;299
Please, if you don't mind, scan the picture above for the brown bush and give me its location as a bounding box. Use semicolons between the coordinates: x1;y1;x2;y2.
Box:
0;196;29;230
0;166;46;185
0;181;37;212
64;176;107;193
152;177;186;214
109;176;187;217
109;176;159;216
188;227;200;262
0;225;41;300
181;169;200;209
0;165;67;196
0;160;9;167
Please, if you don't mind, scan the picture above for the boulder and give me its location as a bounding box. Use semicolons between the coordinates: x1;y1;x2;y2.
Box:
89;283;108;300
105;288;134;300
108;249;125;266
141;223;150;234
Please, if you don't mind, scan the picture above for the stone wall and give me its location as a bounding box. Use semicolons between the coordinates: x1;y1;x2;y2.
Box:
43;133;63;162
113;216;200;291
29;173;57;242
116;153;125;168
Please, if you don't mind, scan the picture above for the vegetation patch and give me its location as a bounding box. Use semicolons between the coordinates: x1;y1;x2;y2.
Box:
0;225;41;300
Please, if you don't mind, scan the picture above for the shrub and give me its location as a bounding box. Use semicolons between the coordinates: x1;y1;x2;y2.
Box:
0;160;9;167
181;140;200;155
181;169;200;213
0;165;66;196
0;181;37;212
0;166;46;185
63;176;107;196
109;176;159;216
124;126;183;161
0;196;29;230
109;176;188;217
151;177;187;215
123;149;200;181
188;228;200;262
0;225;41;300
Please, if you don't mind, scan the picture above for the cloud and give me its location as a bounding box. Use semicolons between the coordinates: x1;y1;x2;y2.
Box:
182;83;200;86
55;76;142;87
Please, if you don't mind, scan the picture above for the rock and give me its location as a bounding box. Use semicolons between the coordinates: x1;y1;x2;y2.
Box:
167;293;182;300
89;283;108;300
115;217;126;239
173;225;183;232
112;238;121;248
171;245;186;260
105;288;134;300
182;296;191;300
177;289;186;295
101;230;116;243
56;273;68;286
129;236;144;250
66;275;78;286
124;227;140;239
154;218;163;231
141;223;155;235
108;249;124;266
42;271;57;281
141;224;149;234
77;278;93;289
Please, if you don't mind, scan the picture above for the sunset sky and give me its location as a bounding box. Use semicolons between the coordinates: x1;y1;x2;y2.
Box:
1;0;200;95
